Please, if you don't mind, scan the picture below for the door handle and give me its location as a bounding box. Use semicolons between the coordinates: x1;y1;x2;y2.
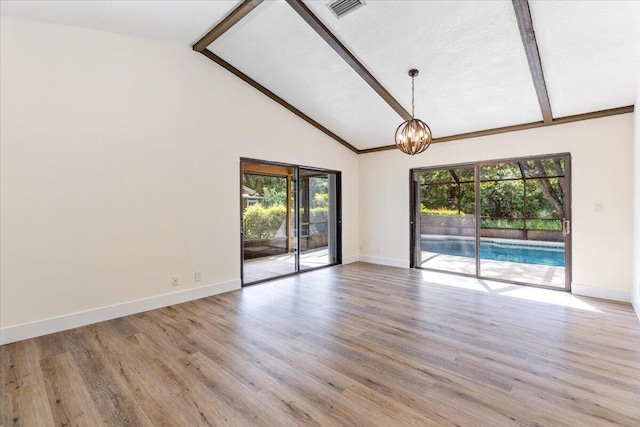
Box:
562;218;571;236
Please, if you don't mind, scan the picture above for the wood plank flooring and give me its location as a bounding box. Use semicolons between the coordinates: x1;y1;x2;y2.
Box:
2;262;640;426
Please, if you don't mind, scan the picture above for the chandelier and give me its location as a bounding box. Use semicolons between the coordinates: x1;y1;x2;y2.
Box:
394;69;432;155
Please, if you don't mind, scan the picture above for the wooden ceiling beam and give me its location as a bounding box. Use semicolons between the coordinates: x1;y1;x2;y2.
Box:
512;0;553;123
358;105;634;154
286;0;412;121
199;50;360;154
193;0;360;154
193;0;263;53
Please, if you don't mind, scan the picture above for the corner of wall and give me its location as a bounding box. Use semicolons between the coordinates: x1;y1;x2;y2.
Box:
358;255;410;269
571;283;632;303
633;32;640;322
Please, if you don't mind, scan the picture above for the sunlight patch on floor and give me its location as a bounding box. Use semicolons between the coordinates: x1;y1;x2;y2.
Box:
420;270;601;313
420;270;489;292
500;286;601;312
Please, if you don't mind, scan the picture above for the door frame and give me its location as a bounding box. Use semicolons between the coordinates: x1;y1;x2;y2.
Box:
240;158;342;286
410;152;572;292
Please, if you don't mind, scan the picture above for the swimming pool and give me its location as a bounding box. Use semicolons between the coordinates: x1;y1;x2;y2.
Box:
422;238;565;267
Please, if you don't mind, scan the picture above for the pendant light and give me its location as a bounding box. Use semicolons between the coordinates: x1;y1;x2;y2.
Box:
394;69;432;155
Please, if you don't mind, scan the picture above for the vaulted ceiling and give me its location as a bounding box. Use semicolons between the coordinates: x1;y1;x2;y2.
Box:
2;0;638;153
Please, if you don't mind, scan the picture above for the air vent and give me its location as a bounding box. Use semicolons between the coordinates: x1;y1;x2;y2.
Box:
327;0;366;19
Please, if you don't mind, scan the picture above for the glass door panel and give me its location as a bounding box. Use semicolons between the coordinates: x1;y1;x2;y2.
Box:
241;160;341;285
241;162;295;284
415;166;476;274
412;154;571;291
478;157;568;289
298;169;339;271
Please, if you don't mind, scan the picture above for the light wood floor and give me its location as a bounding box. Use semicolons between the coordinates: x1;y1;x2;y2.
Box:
2;262;640;426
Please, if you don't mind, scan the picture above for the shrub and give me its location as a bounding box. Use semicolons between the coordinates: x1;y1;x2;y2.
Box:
481;218;561;230
243;204;332;240
310;206;328;222
421;206;463;215
243;204;287;240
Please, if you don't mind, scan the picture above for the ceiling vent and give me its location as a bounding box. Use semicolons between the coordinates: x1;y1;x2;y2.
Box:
327;0;366;19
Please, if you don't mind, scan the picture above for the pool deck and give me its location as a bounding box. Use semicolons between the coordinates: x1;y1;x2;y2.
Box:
420;250;565;288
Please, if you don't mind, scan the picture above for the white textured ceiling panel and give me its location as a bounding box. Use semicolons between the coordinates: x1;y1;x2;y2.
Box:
210;1;402;150
305;0;543;138
0;0;240;45
529;1;639;118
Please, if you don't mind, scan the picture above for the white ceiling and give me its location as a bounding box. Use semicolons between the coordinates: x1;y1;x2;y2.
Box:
0;0;240;45
211;1;401;150
305;0;543;140
529;0;639;118
2;0;638;151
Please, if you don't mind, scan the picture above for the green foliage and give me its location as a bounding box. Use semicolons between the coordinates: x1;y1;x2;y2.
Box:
242;174;333;240
263;187;287;207
479;180;523;218
420;206;464;216
481;218;562;230
310;206;328;234
420;162;565;230
242;204;329;240
313;192;328;208
243;204;287;240
310;177;328;197
310;206;328;222
243;174;287;195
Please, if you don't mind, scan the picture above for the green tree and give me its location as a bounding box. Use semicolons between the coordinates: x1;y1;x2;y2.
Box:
263;187;287;207
419;158;565;231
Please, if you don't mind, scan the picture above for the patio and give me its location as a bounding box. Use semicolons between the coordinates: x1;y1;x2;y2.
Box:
243;248;330;284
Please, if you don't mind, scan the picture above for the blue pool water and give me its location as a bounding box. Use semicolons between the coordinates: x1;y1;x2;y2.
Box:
422;238;565;267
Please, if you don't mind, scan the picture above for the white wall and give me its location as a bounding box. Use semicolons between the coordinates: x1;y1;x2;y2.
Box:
359;114;635;300
633;60;640;319
0;17;359;336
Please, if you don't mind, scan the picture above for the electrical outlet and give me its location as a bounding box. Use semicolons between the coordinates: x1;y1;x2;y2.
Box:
594;202;604;213
195;271;203;282
172;275;179;287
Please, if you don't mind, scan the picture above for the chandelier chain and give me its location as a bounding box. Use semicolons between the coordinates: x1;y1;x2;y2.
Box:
411;75;415;118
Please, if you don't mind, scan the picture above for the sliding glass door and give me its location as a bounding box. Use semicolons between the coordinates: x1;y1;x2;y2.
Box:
413;166;476;275
478;157;569;288
411;154;571;290
241;161;295;283
241;160;341;285
298;168;340;271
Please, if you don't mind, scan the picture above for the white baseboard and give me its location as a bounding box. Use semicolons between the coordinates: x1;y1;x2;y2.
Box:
342;255;360;264
571;283;631;303
358;255;409;269
0;280;240;345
